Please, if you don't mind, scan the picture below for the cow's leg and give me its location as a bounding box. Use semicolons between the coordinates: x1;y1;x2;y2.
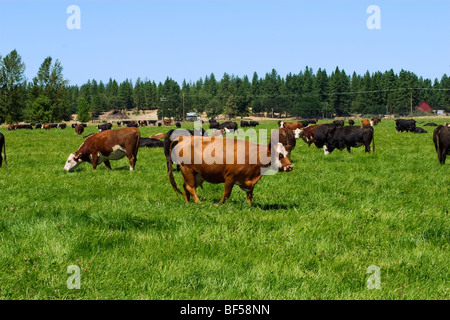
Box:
220;178;235;204
180;169;200;203
246;189;254;206
442;146;447;164
183;183;191;202
91;154;99;169
104;160;112;170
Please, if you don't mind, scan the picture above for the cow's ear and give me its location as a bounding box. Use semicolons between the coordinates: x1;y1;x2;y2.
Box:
284;144;293;152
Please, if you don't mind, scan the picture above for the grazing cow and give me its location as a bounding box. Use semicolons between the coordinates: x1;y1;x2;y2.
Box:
74;124;84;135
209;121;220;129
164;128;208;171
413;127;427;134
361;119;372;127
35;123;42;129
249;121;259;127
297;124;321;147
175;122;181;128
167;136;293;205
7;124;16;131
333;120;345;127
424;123;438;126
240;120;249;127
127;121;138;128
348;119;355;126
218;121;238;132
307;118;318;124
163;119;172;126
0;132;6;167
64;127;140;171
269;128;295;160
433;125;450;164
395;119;416;133
148;120;157;126
138;137;164;148
324;126;375;155
50;123;58;129
278;121;304;131
58;123;67;129
43;124;52;130
72;123;77;128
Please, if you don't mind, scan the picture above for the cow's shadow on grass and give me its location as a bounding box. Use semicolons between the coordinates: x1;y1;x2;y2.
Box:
253;203;291;210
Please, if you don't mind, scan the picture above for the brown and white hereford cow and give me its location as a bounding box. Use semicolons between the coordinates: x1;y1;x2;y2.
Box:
297;124;321;147
168;136;293;205
64;127;140;171
269;128;295;160
278;121;304;131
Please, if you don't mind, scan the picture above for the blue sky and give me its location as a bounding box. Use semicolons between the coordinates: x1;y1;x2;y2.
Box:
0;0;449;86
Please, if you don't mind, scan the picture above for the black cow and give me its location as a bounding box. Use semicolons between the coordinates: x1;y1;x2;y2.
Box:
175;122;181;128
59;123;67;129
313;123;338;150
98;123;113;131
395;119;416;133
218;121;238;132
18;124;33;129
209;121;220;129
324;125;375;154
249;121;259;127
433;125;450;164
35;123;42;129
164;128;208;171
414;127;427;134
240;120;249;127
348;119;355;126
71;123;77;128
50;123;58;128
0;132;6;167
138;137;164;148
127;122;138;128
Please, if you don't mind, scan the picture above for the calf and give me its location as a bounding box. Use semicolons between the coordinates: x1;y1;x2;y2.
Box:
64;127;140;171
324;126;375;154
433;125;450;164
395;119;416;133
414;127;427;134
0;132;7;167
138;137;164;148
167;136;293;205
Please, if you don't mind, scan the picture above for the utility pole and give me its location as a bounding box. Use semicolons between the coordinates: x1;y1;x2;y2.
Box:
410;88;413;119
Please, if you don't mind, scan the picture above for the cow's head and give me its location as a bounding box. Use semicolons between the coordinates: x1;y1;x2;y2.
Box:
64;153;83;171
293;128;303;139
272;143;293;172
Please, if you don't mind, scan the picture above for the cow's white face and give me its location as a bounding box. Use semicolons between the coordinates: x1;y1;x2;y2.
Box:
294;128;302;139
64;153;83;171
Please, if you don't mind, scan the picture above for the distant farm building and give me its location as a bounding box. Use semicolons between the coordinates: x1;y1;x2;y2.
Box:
417;101;433;113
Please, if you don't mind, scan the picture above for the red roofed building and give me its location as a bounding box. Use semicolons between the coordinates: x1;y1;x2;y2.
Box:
417;101;433;113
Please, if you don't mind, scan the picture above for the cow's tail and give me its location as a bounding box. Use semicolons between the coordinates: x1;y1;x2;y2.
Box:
168;138;183;195
372;130;375;153
3;138;6;166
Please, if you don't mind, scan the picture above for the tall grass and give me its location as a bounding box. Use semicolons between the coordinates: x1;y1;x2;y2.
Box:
0;118;448;300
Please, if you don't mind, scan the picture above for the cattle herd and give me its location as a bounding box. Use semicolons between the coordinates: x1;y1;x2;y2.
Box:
1;117;449;203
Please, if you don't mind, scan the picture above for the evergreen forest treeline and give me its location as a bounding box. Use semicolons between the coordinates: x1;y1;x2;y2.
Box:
1;49;449;124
